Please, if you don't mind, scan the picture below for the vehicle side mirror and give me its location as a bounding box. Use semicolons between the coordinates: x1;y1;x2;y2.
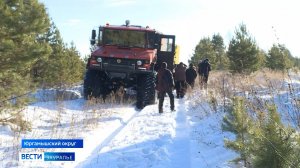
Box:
90;29;96;45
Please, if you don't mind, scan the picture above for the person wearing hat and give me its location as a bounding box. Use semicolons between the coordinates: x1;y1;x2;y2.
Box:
156;62;175;113
186;63;197;89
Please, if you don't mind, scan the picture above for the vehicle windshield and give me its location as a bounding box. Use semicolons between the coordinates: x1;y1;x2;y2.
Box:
103;29;155;48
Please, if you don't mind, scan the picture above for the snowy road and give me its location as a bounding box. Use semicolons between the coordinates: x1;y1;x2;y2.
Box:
3;73;300;167
1;89;237;168
76;98;191;168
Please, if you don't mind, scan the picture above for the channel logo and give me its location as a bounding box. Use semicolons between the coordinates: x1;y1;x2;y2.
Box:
19;152;43;161
44;152;75;161
19;152;75;161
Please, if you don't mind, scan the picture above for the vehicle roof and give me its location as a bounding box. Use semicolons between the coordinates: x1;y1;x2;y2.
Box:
102;24;157;32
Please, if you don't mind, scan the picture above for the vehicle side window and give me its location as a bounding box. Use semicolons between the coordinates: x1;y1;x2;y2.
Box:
160;38;173;52
98;28;103;45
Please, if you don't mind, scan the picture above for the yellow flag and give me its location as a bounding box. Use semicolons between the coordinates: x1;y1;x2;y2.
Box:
174;45;180;65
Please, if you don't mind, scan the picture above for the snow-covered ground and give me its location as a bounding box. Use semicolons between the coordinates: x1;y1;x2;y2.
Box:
1;71;299;168
0;86;237;168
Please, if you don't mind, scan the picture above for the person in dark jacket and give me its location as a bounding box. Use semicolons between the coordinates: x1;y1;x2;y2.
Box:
198;58;211;89
156;62;175;113
186;63;197;89
197;59;203;87
174;62;187;98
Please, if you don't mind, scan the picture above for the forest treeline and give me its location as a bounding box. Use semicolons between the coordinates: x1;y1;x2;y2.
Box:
190;24;300;73
0;0;85;111
190;24;300;167
0;0;85;130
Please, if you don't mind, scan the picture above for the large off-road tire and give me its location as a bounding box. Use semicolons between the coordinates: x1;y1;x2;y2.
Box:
83;70;107;99
136;73;156;109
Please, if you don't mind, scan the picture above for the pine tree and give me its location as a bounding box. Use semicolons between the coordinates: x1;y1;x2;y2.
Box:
212;34;228;70
190;37;216;69
0;0;50;131
227;24;260;74
32;21;85;88
253;106;300;168
223;99;300;167
266;44;292;71
0;0;50;107
63;42;85;85
222;97;253;166
257;49;267;68
41;22;66;87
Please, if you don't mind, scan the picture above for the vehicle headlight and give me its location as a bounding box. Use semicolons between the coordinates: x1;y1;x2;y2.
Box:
97;57;102;63
137;60;142;66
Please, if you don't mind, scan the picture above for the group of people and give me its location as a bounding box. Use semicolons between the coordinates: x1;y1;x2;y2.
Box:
155;59;211;113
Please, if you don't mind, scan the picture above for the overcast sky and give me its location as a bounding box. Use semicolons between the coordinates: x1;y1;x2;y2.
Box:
39;0;300;63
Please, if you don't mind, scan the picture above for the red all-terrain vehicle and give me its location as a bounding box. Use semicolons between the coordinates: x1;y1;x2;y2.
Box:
84;20;176;108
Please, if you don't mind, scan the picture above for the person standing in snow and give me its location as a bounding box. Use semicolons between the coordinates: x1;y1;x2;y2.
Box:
156;62;175;113
185;63;197;89
198;58;211;89
197;59;203;87
174;62;187;98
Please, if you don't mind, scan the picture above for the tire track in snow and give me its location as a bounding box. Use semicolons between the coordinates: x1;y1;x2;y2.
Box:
96;110;141;152
76;100;177;168
76;96;190;168
75;107;141;168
